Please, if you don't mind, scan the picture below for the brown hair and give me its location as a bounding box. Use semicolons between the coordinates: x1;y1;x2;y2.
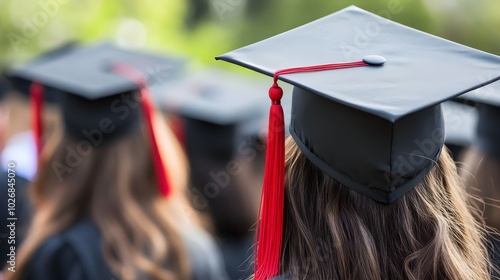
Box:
461;147;500;231
279;137;491;280
6;121;193;280
0;93;61;145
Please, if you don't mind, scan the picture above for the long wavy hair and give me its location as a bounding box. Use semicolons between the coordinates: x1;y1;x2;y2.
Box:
279;137;491;280
6;118;193;280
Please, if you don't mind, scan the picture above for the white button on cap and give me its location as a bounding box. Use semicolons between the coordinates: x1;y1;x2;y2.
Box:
363;55;386;66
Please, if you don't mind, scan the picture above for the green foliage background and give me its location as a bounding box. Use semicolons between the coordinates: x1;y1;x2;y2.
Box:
0;0;498;70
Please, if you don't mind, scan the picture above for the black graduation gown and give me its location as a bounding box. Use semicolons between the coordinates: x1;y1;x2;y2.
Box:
21;219;229;280
0;172;31;270
218;233;254;280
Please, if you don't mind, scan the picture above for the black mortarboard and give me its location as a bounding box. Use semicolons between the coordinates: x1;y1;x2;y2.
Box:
161;69;269;237
9;42;184;143
460;82;500;159
0;75;10;100
9;42;185;196
442;101;478;160
7;43;78;104
161;69;269;159
163;69;268;126
216;5;500;280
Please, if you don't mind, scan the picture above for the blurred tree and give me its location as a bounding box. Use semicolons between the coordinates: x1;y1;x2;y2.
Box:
185;0;210;28
0;0;497;71
245;0;268;17
229;0;437;50
426;0;500;55
0;0;190;68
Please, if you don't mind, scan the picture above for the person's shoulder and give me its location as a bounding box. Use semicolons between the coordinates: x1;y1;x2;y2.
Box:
61;219;100;241
0;171;31;270
182;224;229;280
23;231;85;280
0;170;31;217
24;220;113;280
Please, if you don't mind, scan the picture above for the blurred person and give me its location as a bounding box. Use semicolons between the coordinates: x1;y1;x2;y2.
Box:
463;147;500;229
183;117;259;280
460;84;500;244
442;101;478;162
162;69;269;279
217;6;500;280
0;68;63;272
3;43;227;280
0;75;34;273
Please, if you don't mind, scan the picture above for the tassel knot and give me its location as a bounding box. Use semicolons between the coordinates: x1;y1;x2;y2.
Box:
269;83;283;104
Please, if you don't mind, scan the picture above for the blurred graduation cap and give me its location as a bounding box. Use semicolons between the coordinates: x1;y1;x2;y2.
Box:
161;68;270;160
8;42;186;197
0;75;10;100
216;5;500;280
10;42;185;102
7;43;78;103
442;101;478;160
161;69;269;238
459;82;500;159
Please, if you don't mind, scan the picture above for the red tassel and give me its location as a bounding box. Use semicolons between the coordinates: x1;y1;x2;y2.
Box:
111;63;172;197
30;82;44;157
255;83;286;280
254;59;373;280
140;85;172;197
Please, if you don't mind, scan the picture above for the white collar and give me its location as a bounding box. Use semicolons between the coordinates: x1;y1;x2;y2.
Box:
1;131;37;181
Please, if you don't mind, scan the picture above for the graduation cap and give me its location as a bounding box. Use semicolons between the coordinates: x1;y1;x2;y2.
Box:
460;82;500;159
161;68;269;160
7;43;78;104
216;5;500;280
0;75;10;100
9;42;185;197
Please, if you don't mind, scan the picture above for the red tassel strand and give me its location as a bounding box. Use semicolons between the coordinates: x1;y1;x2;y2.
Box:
273;60;368;84
30;82;44;157
255;83;286;280
111;63;172;197
140;85;172;197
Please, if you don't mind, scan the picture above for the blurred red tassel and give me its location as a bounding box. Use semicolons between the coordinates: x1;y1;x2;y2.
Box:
140;85;172;197
111;63;172;197
30;82;44;157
